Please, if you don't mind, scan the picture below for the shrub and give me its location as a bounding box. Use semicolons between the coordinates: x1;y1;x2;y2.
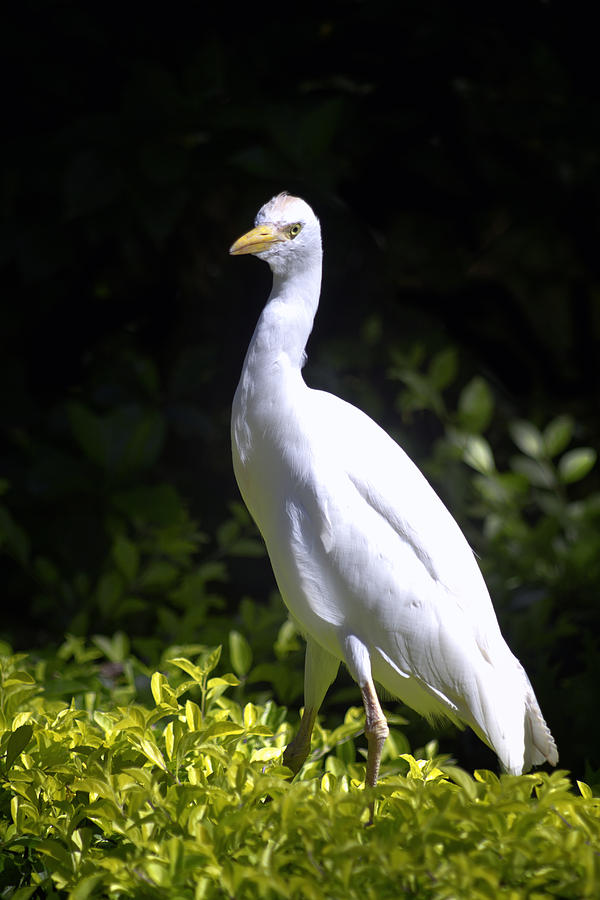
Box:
1;643;599;898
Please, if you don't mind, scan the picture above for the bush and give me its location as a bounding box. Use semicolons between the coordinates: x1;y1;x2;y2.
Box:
1;643;600;899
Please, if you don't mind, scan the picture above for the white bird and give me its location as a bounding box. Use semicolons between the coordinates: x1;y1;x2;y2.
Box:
230;192;558;800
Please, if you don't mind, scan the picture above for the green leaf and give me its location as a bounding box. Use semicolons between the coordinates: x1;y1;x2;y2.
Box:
559;447;597;483
68;874;105;900
509;420;544;459
95;571;125;616
543;414;574;458
10;888;39;900
5;723;34;769
229;631;253;678
112;535;140;581
457;376;494;433
228;537;266;557
119;407;166;472
243;702;258;728
274;618;302;659
138;738;167;769
138;560;179;590
112;483;186;526
68;402;165;473
577;780;593;799
251;746;281;763
208;674;240;689
442;765;478;800
462;435;495;475
198;645;222;676
93;711;117;733
2;670;36;686
150;671;167;705
92;631;130;662
428;347;458;390
203;721;244;738
395;369;444;416
510;455;556;489
168;657;204;682
185;699;202;730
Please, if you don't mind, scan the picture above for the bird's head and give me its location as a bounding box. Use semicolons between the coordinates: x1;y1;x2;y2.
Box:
229;193;321;275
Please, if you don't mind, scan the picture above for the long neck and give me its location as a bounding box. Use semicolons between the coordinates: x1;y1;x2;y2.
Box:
243;253;322;383
232;243;322;524
232;253;322;467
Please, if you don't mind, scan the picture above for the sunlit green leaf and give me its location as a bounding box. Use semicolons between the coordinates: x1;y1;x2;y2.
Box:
198;645;222;676
185;699;202;730
150;671;167;705
167;657;204;682
559;447;597;483
203;721;244;738
2;670;36;686
577;780;593;799
509;420;545;459
462;435;495;474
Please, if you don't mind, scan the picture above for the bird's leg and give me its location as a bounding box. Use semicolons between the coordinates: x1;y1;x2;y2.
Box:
343;634;389;822
282;637;340;777
360;678;389;824
282;706;317;775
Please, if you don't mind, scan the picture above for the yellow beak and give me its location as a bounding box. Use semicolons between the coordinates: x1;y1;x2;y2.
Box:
229;223;283;256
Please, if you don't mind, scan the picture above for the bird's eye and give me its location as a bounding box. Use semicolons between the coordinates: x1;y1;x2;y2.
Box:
287;223;302;239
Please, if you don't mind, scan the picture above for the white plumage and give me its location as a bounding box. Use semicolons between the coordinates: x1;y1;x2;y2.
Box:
230;192;557;797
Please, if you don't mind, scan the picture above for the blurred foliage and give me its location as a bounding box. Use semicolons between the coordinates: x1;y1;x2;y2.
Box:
1;645;600;898
2;2;600;788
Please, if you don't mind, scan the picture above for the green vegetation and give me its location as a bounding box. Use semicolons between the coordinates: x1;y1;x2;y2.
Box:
1;643;599;899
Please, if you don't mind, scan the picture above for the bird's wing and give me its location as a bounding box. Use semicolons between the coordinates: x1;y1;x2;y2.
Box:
307;389;500;633
299;391;539;763
277;388;556;773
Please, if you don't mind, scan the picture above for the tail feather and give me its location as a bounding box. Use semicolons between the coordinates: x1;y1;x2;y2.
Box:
523;691;558;771
472;655;557;776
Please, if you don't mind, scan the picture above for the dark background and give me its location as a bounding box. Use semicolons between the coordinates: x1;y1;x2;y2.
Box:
2;2;599;777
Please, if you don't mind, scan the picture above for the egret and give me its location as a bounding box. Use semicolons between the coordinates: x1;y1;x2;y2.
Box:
230;193;558;801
